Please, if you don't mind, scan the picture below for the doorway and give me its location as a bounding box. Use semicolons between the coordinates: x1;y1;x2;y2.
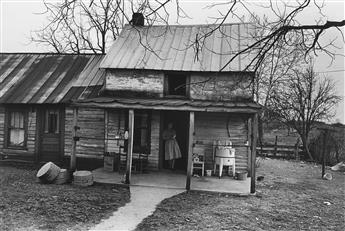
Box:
38;107;64;163
160;111;189;171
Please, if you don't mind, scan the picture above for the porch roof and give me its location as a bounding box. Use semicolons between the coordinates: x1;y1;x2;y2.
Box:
73;97;261;113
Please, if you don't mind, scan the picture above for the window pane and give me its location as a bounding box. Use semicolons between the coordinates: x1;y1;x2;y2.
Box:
9;129;25;146
19;113;24;128
45;110;59;133
10;112;15;127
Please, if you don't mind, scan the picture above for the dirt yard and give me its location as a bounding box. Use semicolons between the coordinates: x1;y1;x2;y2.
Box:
0;163;130;231
136;158;345;231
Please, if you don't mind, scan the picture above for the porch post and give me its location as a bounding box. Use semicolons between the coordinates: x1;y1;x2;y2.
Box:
247;117;252;177
250;113;258;193
125;109;134;184
70;107;79;172
186;111;194;190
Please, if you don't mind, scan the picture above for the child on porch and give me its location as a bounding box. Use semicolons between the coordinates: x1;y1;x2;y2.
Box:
162;123;182;169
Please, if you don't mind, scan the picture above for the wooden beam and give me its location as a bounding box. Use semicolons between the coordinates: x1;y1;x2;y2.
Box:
125;109;134;184
250;113;258;194
247;117;252;177
70;107;79;172
186;111;194;190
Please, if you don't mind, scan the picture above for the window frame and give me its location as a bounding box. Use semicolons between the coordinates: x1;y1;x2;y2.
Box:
44;109;60;134
164;72;190;98
5;107;28;149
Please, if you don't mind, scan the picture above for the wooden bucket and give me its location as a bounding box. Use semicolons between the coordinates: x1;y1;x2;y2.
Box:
53;169;70;185
73;171;93;186
235;171;247;181
36;162;61;183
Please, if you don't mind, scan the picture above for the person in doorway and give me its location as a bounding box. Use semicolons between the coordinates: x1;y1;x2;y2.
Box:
162;123;182;169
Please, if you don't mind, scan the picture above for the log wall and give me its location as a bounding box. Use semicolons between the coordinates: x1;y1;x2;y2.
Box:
190;73;253;101
105;70;164;97
65;107;105;158
194;112;250;171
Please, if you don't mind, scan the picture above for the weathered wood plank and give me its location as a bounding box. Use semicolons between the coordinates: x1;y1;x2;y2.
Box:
186;111;194;190
126;109;134;184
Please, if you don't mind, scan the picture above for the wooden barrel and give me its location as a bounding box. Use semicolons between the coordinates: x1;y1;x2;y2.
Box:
36;162;61;183
235;171;248;181
53;169;70;185
73;171;93;186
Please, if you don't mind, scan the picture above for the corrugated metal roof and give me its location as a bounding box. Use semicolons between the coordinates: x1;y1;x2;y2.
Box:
100;23;255;72
0;53;105;104
74;97;260;113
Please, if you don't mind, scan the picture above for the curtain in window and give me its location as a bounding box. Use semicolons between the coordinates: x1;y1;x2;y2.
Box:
9;111;25;146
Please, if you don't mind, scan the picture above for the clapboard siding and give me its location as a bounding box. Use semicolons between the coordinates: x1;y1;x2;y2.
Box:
194;112;250;171
65;107;105;158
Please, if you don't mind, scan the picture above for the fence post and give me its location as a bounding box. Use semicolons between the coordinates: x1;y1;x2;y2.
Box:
274;136;278;157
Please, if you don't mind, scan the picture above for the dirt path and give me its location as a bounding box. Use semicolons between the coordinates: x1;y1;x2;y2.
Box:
90;186;185;231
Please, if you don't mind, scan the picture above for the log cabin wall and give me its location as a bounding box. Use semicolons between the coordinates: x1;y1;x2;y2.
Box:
0;106;37;160
194;112;250;171
105;70;164;97
190;73;253;101
149;110;160;170
65;107;105;158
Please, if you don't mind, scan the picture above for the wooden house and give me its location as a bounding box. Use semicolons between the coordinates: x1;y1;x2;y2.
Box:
0;53;104;163
0;23;260;192
70;23;260;192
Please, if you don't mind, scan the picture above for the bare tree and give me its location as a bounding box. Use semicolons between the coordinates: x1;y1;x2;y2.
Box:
31;0;184;54
195;0;344;72
270;65;341;160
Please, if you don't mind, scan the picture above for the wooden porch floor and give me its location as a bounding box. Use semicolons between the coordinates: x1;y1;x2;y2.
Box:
92;168;251;195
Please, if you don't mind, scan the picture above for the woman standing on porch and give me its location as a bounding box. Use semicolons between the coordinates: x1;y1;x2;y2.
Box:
162;123;182;169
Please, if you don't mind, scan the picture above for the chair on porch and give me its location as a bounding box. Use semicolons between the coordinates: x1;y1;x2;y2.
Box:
192;145;205;176
213;140;236;178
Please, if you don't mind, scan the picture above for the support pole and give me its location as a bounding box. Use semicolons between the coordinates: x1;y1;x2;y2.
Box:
322;130;327;178
247;117;252;177
250;113;258;194
186;111;194;190
70;107;79;172
125;109;134;184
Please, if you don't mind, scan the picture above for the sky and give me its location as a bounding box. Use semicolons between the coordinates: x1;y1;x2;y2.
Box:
0;0;344;123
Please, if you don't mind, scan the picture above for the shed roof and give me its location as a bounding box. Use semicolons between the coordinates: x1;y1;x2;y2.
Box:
0;53;105;104
74;97;260;113
100;23;255;72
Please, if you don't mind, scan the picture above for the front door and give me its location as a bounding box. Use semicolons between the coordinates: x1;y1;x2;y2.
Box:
161;111;189;171
39;107;64;162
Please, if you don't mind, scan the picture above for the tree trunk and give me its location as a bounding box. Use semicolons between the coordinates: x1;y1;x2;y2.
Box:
301;135;313;161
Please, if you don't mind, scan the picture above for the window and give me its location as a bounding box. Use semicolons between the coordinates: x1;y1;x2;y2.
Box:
133;111;151;153
165;73;188;97
45;109;59;133
7;110;27;148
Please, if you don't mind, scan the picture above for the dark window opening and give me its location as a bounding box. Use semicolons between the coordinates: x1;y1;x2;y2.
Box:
133;111;151;154
7;110;27;148
45;109;59;134
165;73;188;96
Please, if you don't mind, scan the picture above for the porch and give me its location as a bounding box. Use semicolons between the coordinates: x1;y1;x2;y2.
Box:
92;168;251;195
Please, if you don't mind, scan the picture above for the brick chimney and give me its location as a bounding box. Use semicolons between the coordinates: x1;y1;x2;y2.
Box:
131;13;144;26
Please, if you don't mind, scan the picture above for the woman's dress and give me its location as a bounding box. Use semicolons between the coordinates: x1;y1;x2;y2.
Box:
163;129;182;160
